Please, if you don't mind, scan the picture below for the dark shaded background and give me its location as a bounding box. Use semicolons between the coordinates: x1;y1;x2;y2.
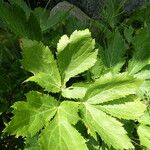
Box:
25;0;145;19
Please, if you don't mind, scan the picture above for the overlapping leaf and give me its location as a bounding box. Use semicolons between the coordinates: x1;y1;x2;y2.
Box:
57;29;98;85
84;73;142;104
4;91;58;137
21;39;61;93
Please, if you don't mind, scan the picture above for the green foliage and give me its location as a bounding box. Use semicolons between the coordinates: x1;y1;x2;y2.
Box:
1;0;150;149
127;2;150;27
128;27;150;74
80;103;134;149
101;0;125;29
4;91;59;137
21;39;61;93
0;29;28;115
62;86;87;99
3;29;147;149
57;29;98;85
102;29;127;72
24;135;40;150
0;2;42;40
138;124;150;149
84;73;142;104
139;109;150;126
33;7;69;32
124;26;134;43
98;96;146;120
9;0;31;18
39;109;87;150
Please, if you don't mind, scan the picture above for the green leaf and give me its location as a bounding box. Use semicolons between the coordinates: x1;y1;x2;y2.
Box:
39;114;87;150
24;135;40;150
26;12;42;41
57;35;70;53
128;27;150;74
134;66;150;79
138;80;150;101
0;2;41;40
9;0;31;18
33;6;69;32
127;3;150;27
102;29;127;72
90;52;105;80
21;39;61;93
89;45;106;80
0;3;26;35
101;0;123;28
33;7;50;32
44;9;69;32
57;29;98;85
65;15;89;35
33;6;70;32
62;86;87;99
0;98;8;115
81;103;134;149
84;73;142;104
124;26;134;43
138;124;150;149
97;97;146;120
58;101;80;125
139;109;150;125
4;91;58;137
